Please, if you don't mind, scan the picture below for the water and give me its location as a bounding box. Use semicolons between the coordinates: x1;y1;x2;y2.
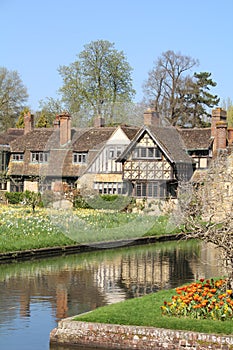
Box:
0;240;224;350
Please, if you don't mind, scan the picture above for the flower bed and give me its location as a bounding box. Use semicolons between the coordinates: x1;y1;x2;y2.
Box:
161;278;233;320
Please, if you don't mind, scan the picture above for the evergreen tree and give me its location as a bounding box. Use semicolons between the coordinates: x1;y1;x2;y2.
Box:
184;72;220;127
15;107;30;128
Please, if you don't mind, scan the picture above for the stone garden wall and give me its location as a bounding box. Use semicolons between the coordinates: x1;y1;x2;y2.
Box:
50;317;233;349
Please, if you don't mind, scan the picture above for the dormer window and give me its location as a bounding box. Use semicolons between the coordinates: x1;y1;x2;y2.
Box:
12;153;24;161
31;151;49;163
73;152;87;164
133;147;162;159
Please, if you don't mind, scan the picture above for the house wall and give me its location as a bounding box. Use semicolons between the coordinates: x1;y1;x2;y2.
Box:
24;180;39;192
123;134;173;181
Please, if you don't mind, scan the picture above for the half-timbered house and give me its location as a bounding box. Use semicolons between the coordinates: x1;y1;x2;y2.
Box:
116;125;193;199
80;125;139;194
1;107;230;202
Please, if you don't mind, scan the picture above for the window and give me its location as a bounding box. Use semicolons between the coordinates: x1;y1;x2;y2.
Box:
133;147;162;159
134;181;176;198
12;153;24;161
109;148;115;159
108;146;122;159
0;181;7;190
94;182;128;195
73;152;87;164
31;152;49;163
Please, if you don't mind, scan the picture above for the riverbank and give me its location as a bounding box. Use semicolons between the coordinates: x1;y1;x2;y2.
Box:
0;233;185;263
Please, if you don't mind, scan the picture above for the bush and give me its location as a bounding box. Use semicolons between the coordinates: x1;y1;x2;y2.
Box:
5;191;24;204
73;195;92;209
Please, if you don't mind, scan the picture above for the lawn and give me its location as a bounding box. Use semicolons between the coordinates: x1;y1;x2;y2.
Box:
75;283;233;335
0;205;179;253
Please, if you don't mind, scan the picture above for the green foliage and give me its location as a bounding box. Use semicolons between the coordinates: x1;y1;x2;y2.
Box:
58;40;135;125
184;72;220;127
5;191;24;204
35;112;50;127
23;190;42;212
227;106;233;128
73;195;92;209
87;194;133;211
15;107;30;128
5;191;42;212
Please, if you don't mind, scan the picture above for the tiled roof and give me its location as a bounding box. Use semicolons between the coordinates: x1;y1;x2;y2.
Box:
72;127;116;151
10;129;54;152
118;125;193;165
8;125;139;177
148;126;192;163
0;128;24;146
177;128;212;150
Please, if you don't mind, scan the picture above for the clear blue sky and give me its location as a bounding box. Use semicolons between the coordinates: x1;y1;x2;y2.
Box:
1;0;233;111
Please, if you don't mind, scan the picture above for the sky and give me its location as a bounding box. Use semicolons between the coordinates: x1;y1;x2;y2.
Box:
1;0;233;112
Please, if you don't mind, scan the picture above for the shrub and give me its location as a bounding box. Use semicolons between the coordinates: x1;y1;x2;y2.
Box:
73;195;92;209
5;191;24;204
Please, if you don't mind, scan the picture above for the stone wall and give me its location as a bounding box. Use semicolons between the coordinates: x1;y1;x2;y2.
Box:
50;317;233;349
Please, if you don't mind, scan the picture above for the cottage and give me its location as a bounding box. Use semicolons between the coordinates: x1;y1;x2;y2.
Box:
0;107;229;201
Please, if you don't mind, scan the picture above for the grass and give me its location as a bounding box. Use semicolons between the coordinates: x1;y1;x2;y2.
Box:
0;205;180;253
75;288;233;335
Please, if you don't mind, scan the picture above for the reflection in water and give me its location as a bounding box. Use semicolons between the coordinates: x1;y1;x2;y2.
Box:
0;240;224;350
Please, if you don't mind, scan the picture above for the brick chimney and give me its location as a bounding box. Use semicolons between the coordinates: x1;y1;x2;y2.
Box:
143;108;160;127
94;115;105;127
24;112;34;134
228;128;233;145
58;112;71;145
53;115;60;129
211;107;227;139
215;121;227;151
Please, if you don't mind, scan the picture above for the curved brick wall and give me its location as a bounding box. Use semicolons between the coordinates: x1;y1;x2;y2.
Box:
50;317;233;349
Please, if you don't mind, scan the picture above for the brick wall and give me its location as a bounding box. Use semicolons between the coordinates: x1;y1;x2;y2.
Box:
50;318;233;349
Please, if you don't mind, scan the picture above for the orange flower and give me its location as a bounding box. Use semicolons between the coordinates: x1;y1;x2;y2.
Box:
227;290;232;295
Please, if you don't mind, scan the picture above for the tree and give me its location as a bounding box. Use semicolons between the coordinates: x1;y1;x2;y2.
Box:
184;72;220;127
23;190;41;213
35;112;50;127
173;153;233;286
38;97;64;126
143;51;220;127
15;107;30;128
58;40;135;125
0;67;28;131
222;98;233;127
143;50;198;125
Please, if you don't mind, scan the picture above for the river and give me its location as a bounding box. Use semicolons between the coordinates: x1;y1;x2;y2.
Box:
0;240;224;350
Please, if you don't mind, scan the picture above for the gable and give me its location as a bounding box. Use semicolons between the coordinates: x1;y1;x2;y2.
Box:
106;126;131;145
